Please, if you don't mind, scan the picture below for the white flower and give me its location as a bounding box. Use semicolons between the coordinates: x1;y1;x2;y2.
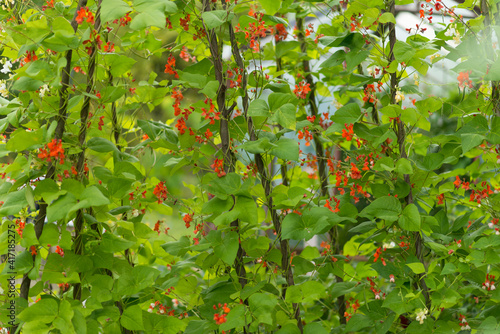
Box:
1;60;12;74
39;84;50;98
415;309;428;324
0;80;8;98
389;274;395;283
444;27;456;37
383;241;396;249
131;209;140;217
395;90;405;103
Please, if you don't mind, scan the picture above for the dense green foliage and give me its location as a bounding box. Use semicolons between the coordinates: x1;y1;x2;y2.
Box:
0;0;499;333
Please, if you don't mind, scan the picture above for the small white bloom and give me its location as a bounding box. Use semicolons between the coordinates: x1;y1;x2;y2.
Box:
444;27;456;37
395;90;405;103
0;80;8;98
1;60;12;74
491;284;496;290
415;309;428;324
39;84;49;98
131;209;140;217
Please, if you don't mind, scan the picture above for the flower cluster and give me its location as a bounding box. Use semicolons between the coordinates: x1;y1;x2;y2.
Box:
342;123;354;141
482;273;496;291
153;181;168;203
457;71;473;89
211;159;226;177
415;308;428;324
164;55;179;78
297;127;313;146
76;7;94;25
213;303;230;325
294;81;311;99
459;314;471;331
15;219;25;237
55;245;64;257
38;139;65;164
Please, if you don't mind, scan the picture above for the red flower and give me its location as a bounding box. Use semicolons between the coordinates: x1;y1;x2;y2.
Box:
76;7;94;25
98;116;105;130
55;246;64;257
457;71;473;89
294;81;311;99
342;123;354;141
38;139;65;164
183;214;193;228
211;159;226;177
119;12;132;26
103;42;115;53
437;193;445;205
153;181;168;203
164;55;179;78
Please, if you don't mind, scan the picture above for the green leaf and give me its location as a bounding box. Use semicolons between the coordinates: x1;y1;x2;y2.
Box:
320;50;345;68
87;137;119;153
46;193;77;223
100;232;135;253
330;281;359;299
80;186;111;207
121;305;145;331
373;156;395;171
259;0;282;15
345;313;372;332
331;103;362;125
248;99;271;117
406;262;425;274
161;236;191;256
101;0;132;23
393;41;415;63
0;188;27;216
461;133;484;154
282;208;340;241
130;10;166;30
398;204;421;231
272;103;296;129
270;137;299;161
39;223;60;247
6;128;44;151
379;12;396;23
201;10;234;30
346;50;370;72
359;196;401;222
238;137;276;154
416;153;444;171
15;250;34;274
18;297;58;323
248;293;278;325
304;323;329;334
276;41;300;58
395;158;413;174
12;76;44;91
206;230;239;264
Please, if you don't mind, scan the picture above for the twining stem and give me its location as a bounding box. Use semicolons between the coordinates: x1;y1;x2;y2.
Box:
387;0;430;309
15;1;89;333
73;0;102;301
296;15;346;325
274;38;290;187
227;11;303;333
202;0;248;290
